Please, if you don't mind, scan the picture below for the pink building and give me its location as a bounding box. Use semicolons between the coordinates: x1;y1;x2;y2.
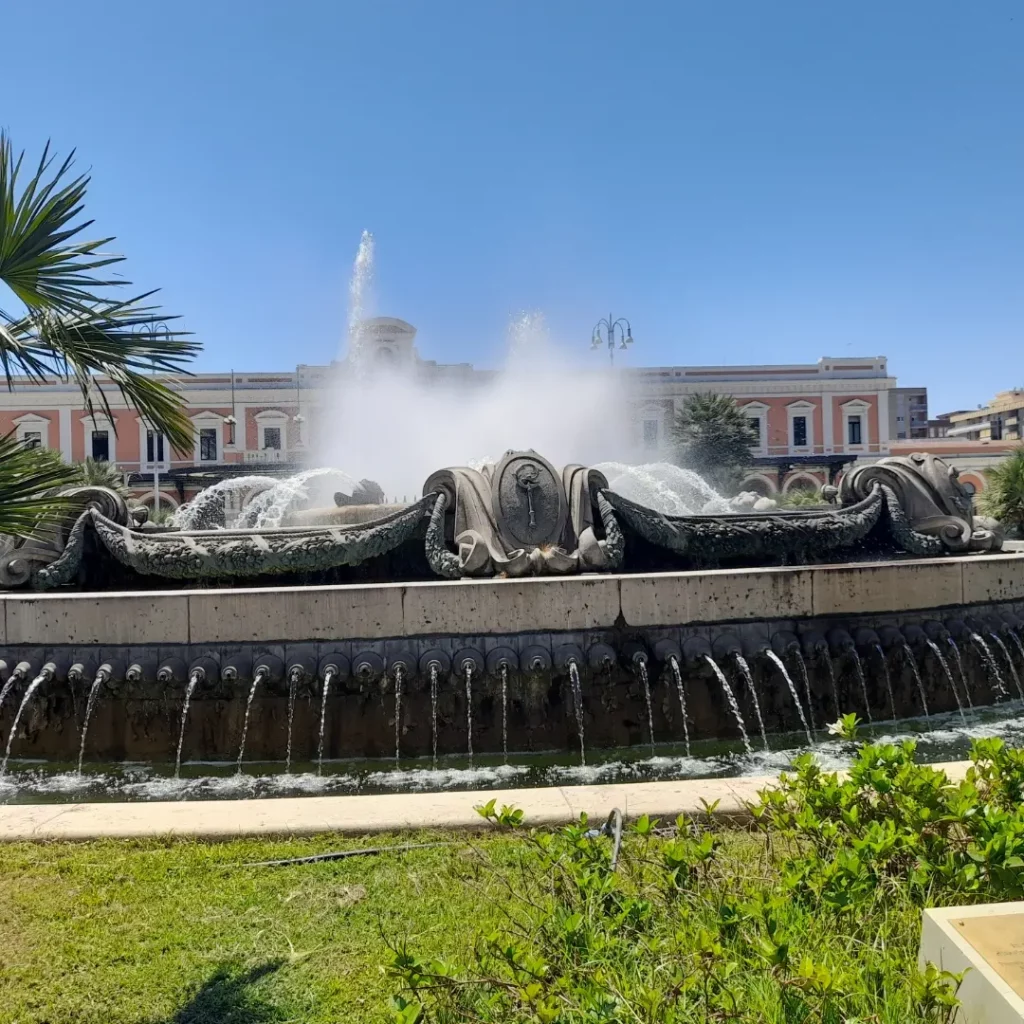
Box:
0;318;935;505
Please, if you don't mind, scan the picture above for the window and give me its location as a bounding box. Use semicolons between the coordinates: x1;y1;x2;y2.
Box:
146;430;165;464
992;418;1003;441
848;416;862;446
22;431;41;449
746;416;761;445
263;426;282;450
91;430;109;461
200;428;218;461
792;416;807;448
642;419;659;450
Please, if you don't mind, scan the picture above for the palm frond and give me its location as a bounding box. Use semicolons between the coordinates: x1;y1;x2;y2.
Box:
0;131;201;452
0;432;80;538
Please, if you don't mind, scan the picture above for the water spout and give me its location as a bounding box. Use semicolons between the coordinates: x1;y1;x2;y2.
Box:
703;655;751;755
850;651;873;723
971;632;1009;700
429;662;439;768
822;651;840;719
948;638;973;708
925;639;965;727
792;650;816;733
873;645;897;722
899;643;928;718
0;671;48;777
667;655;691;757
636;658;655;754
394;663;405;765
316;666;336;774
765;650;813;746
991;633;1024;701
732;654;769;751
77;667;111;773
285;666;304;773
499;662;509;764
567;661;585;766
174;668;203;778
236;665;269;772
463;661;474;765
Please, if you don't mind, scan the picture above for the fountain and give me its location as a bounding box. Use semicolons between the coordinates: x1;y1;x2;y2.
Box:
0;412;1021;795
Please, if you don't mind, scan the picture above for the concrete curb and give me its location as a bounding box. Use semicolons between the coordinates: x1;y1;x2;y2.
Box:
0;760;972;842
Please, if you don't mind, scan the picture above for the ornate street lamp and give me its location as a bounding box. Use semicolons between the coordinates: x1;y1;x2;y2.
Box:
590;314;634;367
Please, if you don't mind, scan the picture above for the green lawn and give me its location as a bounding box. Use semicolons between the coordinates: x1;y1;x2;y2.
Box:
0;831;520;1024
4;735;1024;1023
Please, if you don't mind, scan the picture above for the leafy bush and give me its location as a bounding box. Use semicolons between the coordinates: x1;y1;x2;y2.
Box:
387;737;1024;1022
776;486;827;509
978;447;1024;534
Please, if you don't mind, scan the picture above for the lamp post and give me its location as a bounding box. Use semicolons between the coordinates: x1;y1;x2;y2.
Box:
590;314;634;367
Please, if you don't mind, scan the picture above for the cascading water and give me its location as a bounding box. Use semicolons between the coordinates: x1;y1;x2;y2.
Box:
174;669;202;778
636;659;655;754
990;633;1024;700
429;663;439;768
316;666;336;774
499;662;509;764
667;655;691;757
899;644;928;718
464;662;474;765
925;639;965;727
822;651;840;719
0;672;46;777
0;673;22;720
285;667;301;773
567;661;585;766
236;666;268;771
732;654;769;751
971;632;1009;699
765;650;813;746
703;655;751;755
77;669;109;773
394;664;405;764
792;650;816;733
873;645;897;721
850;651;873;723
948;638;973;708
1009;631;1024;675
594;462;733;515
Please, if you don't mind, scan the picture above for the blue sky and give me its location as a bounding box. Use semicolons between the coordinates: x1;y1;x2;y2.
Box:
4;1;1022;414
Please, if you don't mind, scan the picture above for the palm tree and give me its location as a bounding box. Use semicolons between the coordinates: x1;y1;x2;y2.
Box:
0;433;78;536
0;131;199;535
74;456;131;497
978;447;1024;536
670;392;757;492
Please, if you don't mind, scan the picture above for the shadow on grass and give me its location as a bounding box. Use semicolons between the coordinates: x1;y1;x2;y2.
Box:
163;960;287;1024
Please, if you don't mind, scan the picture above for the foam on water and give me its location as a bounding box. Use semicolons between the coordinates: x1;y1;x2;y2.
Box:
594;462;732;515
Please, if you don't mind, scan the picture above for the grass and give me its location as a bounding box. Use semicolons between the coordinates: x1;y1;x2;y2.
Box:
0;831;523;1024
0;824;935;1024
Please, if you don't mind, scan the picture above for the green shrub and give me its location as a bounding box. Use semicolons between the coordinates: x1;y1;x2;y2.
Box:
978;447;1024;533
387;737;1024;1022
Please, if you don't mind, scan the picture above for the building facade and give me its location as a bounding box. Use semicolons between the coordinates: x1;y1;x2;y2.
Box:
0;317;934;505
945;390;1024;443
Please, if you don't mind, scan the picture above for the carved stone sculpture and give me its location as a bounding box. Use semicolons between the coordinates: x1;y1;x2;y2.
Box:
0;451;1006;591
422;451;623;577
839;453;1003;553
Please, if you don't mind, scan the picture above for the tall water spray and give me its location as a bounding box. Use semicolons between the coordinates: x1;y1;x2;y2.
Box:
346;230;375;367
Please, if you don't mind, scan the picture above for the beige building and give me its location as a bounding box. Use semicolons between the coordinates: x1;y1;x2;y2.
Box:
946;390;1024;442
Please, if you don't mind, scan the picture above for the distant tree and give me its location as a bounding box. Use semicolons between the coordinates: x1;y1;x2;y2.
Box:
74;456;130;496
978;448;1024;536
670;393;756;492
